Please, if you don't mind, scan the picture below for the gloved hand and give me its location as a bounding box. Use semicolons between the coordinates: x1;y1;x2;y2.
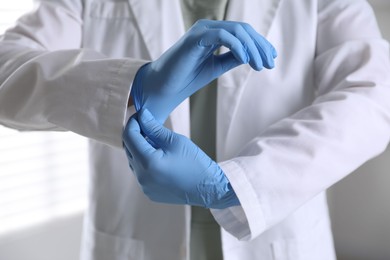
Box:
122;108;240;209
131;19;277;123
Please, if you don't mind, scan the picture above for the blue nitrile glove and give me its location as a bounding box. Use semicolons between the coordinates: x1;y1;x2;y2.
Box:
122;108;240;209
131;19;277;123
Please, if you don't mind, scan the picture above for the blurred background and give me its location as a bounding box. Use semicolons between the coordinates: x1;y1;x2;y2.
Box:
0;1;389;259
327;0;390;259
0;3;88;260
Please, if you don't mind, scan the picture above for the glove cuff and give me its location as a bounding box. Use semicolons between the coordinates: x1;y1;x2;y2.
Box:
205;166;241;209
130;63;151;112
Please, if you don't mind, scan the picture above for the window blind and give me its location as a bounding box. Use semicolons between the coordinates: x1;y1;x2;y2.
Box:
0;1;89;237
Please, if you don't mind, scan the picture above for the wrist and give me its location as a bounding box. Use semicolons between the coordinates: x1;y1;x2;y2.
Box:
204;164;241;209
217;172;241;208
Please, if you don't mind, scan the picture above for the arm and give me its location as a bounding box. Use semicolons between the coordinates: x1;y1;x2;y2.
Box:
0;0;145;147
212;0;390;240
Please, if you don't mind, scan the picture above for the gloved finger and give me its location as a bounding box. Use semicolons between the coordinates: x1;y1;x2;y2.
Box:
199;29;249;65
123;115;156;159
240;22;277;69
212;52;243;75
138;108;175;149
207;21;264;71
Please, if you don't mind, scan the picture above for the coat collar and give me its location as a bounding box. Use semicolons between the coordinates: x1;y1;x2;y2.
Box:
128;0;281;61
127;0;185;60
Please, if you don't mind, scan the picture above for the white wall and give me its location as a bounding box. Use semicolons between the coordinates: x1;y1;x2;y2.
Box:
0;213;83;260
0;2;86;260
328;1;390;259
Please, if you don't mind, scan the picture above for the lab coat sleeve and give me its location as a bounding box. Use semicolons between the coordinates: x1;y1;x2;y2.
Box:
211;0;390;240
0;1;146;148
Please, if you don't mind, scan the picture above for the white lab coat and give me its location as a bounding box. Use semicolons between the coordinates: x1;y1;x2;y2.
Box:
1;0;390;259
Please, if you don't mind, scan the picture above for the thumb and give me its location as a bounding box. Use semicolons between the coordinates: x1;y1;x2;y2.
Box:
138;108;175;148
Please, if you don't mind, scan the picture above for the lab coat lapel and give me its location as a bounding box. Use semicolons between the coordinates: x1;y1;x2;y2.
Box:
127;0;185;60
127;0;190;137
219;0;281;88
217;0;281;161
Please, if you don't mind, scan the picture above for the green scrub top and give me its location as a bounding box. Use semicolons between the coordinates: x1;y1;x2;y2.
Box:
180;1;229;259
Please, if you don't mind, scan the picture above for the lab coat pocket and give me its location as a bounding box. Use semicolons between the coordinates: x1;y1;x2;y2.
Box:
82;226;145;260
84;1;146;58
271;237;308;260
90;1;132;19
270;219;335;260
